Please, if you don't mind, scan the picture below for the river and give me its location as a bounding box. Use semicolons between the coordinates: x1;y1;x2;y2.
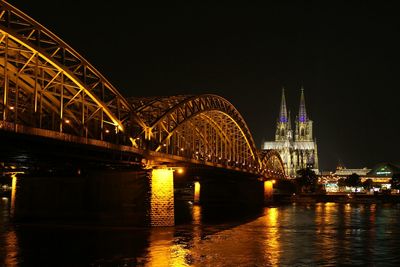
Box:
1;199;400;266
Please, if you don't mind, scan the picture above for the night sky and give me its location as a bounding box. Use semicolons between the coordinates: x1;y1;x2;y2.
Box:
12;1;400;171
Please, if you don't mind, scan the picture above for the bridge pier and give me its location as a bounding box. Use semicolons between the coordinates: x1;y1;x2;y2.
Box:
193;181;201;204
149;168;175;226
264;180;274;204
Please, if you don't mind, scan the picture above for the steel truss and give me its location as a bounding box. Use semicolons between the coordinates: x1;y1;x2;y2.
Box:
260;150;286;179
0;1;144;144
130;95;260;171
0;1;285;177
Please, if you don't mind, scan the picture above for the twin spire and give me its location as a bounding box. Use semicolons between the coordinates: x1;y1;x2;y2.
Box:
279;88;288;123
298;87;307;122
279;86;308;123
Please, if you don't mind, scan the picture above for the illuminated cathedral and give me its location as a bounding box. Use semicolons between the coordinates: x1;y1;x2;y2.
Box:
262;87;319;177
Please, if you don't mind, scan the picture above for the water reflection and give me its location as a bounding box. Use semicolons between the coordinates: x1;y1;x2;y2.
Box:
0;196;18;267
146;229;188;267
2;203;400;266
3;230;18;266
263;207;280;266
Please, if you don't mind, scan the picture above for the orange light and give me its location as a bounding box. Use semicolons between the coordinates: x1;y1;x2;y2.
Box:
150;169;175;226
9;106;14;110
65;119;70;124
105;129;110;133
177;168;184;174
194;181;200;203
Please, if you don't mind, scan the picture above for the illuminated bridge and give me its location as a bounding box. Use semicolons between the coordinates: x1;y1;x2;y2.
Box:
0;1;285;226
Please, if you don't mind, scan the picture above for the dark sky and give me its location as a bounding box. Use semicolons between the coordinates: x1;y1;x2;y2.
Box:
12;1;400;171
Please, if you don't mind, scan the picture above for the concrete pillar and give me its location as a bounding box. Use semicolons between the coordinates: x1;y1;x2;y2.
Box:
10;173;18;217
149;168;175;226
264;180;274;203
194;181;200;204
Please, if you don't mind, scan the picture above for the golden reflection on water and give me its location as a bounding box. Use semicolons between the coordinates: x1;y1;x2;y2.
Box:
315;202;336;226
146;229;190;267
192;205;201;225
1;194;18;266
145;205;203;266
4;229;18;266
315;203;338;263
264;207;280;266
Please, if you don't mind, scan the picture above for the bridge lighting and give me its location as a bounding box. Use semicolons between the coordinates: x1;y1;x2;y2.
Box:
194;181;200;204
163;143;167;147
105;129;110;133
9;106;14;110
65;119;70;124
177;168;184;174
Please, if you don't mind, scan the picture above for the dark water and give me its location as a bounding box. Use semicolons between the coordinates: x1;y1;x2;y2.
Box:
2;200;400;266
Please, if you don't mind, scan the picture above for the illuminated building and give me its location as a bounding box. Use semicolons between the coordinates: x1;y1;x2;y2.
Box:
334;167;371;177
262;87;319;177
319;163;400;192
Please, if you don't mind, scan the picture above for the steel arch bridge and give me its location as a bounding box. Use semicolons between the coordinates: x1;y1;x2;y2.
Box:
0;1;285;179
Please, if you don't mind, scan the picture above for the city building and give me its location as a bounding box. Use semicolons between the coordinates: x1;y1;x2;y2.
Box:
262;87;319;177
319;162;400;193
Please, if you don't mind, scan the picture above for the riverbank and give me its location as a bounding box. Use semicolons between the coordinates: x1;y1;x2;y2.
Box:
274;193;400;204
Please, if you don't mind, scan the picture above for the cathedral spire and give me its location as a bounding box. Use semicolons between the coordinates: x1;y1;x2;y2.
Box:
298;86;307;122
288;110;292;130
279;87;288;123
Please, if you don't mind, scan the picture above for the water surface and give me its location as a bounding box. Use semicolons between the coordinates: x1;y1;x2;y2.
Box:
1;200;400;266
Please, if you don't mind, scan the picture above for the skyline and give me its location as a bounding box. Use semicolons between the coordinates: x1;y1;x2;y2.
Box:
12;1;400;170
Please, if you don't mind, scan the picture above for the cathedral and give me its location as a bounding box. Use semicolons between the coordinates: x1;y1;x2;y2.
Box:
262;87;319;177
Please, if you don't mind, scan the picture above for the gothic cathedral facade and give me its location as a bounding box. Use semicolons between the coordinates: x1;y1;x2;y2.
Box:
262;88;319;177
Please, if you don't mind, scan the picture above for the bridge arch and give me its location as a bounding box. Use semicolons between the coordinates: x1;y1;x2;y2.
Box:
0;1;144;143
259;150;286;179
0;1;285;177
129;94;260;170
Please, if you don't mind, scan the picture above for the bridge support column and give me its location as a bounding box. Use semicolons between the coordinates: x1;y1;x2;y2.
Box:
194;181;200;204
10;173;18;217
264;180;274;203
149;168;175;226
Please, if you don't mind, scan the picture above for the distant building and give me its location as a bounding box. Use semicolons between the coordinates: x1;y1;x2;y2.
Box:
363;163;400;188
262;87;319;177
334;167;371;177
320;163;400;192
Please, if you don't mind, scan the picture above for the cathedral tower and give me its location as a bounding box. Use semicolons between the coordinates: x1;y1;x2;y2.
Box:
263;86;319;177
295;87;313;141
275;88;292;141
